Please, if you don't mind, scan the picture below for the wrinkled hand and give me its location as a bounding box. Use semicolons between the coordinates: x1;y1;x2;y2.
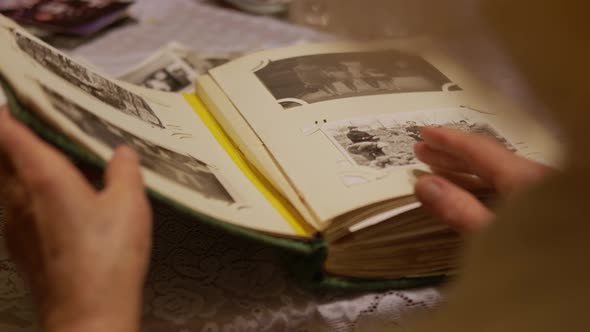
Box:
414;126;554;232
0;107;152;332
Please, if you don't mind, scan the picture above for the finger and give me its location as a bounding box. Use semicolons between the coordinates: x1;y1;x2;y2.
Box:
415;142;471;174
102;147;152;247
0;109;94;198
419;126;552;193
103;146;144;198
415;175;494;232
415;167;494;192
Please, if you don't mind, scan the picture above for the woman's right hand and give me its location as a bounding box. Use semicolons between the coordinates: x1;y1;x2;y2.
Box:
414;126;554;232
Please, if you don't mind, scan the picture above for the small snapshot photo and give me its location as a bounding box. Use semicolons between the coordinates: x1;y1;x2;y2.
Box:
160;41;245;75
180;52;236;75
255;49;459;109
13;30;165;128
323;108;514;170
119;51;197;93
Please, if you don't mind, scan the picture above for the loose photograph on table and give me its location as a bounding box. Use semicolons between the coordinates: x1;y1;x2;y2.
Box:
173;45;242;75
255;49;459;109
13;30;165;128
119;49;197;93
118;42;245;93
40;83;236;204
322;108;514;170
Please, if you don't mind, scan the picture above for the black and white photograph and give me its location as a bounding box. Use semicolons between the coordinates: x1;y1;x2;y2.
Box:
323;109;514;170
14;30;165;128
180;52;236;75
118;50;196;93
163;42;245;75
40;84;236;204
254;49;459;109
118;43;244;93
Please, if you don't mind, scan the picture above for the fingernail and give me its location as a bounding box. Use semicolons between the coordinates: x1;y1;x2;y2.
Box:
417;178;442;204
115;145;138;160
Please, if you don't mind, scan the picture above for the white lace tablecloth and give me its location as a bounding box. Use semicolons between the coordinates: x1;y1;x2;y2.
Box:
0;1;443;331
68;0;335;75
0;204;441;332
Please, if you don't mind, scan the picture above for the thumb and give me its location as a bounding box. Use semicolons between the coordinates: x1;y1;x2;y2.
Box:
103;146;144;197
415;175;493;232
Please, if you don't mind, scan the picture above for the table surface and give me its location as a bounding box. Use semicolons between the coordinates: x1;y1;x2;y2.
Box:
6;1;545;331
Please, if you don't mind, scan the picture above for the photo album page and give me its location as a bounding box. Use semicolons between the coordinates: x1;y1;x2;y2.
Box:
0;16;304;238
208;40;561;229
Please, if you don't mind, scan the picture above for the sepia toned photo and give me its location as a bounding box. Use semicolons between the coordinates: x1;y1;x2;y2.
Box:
40;84;235;204
14;30;165;128
118;50;197;93
255;49;459;109
323;109;514;170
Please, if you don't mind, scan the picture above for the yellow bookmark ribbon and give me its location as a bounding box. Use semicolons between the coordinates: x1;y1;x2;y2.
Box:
183;94;312;236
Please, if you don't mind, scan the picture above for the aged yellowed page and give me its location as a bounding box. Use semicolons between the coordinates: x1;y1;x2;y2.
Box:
196;75;323;229
208;40;561;227
0;16;305;237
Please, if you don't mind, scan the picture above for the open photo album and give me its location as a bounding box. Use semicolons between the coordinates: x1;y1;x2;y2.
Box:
0;15;561;289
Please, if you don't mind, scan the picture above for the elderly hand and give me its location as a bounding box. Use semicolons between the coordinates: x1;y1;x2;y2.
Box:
414;126;554;232
0;106;152;332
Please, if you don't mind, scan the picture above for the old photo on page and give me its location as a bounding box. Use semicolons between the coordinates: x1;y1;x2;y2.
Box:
323;108;515;170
